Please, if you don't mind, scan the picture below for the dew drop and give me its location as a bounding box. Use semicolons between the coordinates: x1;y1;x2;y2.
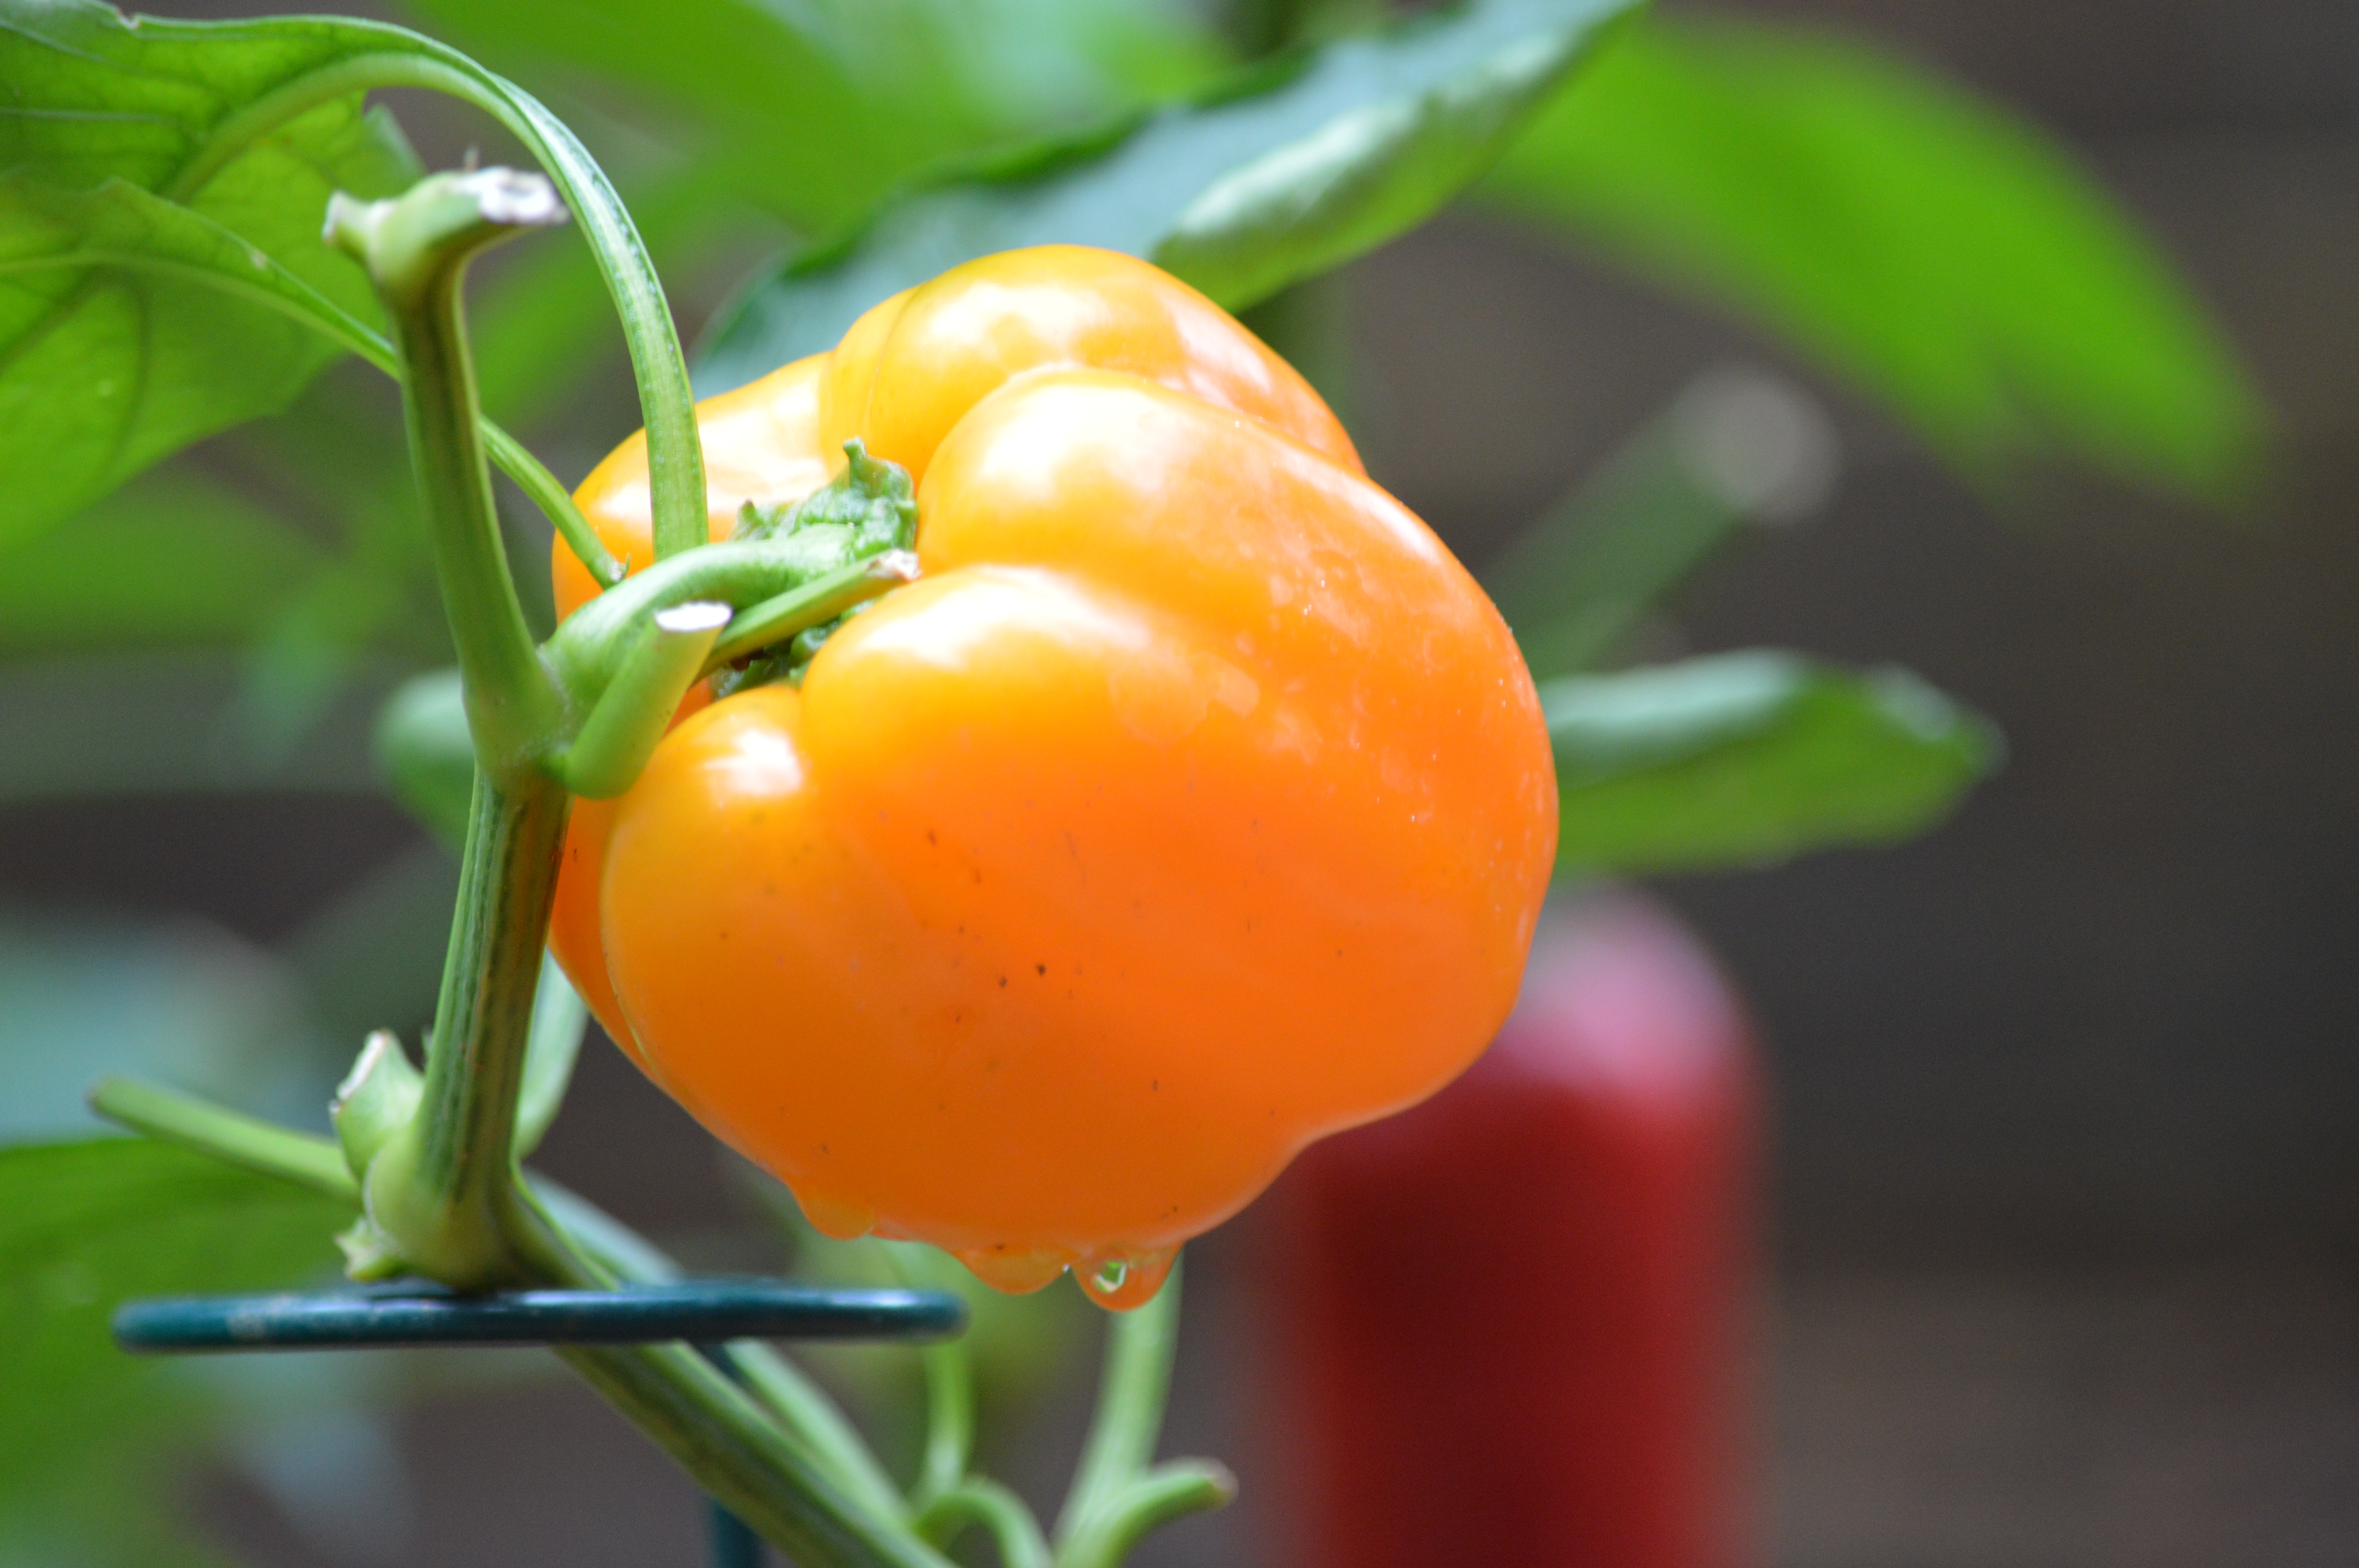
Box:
1077;1247;1176;1311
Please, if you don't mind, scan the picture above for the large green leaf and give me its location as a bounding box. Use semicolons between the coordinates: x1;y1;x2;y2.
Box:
0;1139;351;1564
1478;15;2268;502
0;473;327;653
396;0;1219;235
0;4;421;547
1547;650;2001;875
698;0;1641;389
0;0;707;564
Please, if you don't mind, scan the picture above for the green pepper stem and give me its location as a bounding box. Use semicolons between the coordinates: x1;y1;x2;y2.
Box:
89;1071;945;1568
557;600;730;799
545;543;916;694
166;35;705;564
1055;1262;1185;1543
363;769;571;1286
706;552;918;671
326;168;567;775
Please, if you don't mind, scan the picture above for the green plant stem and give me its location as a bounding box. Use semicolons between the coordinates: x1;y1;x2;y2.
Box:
557;600;731;799
9;242;618;584
918;1479;1053;1568
915;1338;976;1505
362;771;569;1285
549;1333;947;1568
87;1076;358;1200
494;1187;942;1566
730;1340;916;1526
546;544;917;690
89;1069;938;1565
705;552;919;671
163;33;705;563
485;422;621;586
1047;1263;1231;1566
1055;1464;1235;1568
1056;1263;1184;1542
328;171;569;773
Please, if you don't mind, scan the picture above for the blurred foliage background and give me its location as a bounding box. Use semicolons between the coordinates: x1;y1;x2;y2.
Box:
2;0;2346;1563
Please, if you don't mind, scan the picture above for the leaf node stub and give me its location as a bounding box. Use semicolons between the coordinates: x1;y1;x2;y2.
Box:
715;440;918;697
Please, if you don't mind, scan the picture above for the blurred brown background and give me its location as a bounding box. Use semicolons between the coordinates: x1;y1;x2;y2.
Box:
4;1;2354;1564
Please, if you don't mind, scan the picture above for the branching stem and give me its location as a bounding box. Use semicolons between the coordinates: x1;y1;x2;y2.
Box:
163;28;705;563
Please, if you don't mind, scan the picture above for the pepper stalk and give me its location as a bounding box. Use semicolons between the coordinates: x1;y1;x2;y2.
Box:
320;165;956;1568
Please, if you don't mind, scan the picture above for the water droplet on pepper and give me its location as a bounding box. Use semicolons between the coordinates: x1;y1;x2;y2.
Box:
1077;1247;1175;1311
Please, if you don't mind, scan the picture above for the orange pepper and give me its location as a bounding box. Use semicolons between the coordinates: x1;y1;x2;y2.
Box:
550;246;1556;1307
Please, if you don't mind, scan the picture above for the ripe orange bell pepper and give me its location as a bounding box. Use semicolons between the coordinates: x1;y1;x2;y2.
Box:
549;245;1556;1307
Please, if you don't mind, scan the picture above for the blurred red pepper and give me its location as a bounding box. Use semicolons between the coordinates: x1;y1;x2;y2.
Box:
1262;890;1759;1568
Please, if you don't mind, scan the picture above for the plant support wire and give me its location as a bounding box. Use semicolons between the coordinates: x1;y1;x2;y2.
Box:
115;1278;967;1566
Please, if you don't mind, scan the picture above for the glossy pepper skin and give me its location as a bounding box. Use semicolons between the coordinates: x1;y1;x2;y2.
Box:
550;246;1557;1307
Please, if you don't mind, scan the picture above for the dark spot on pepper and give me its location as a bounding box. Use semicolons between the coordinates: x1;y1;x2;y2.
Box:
1035;963;1047;977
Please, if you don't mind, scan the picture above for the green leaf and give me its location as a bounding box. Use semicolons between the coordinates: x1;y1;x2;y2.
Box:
1483;365;1837;680
0;2;421;546
0;0;706;563
698;0;1642;388
0;473;327;653
372;667;476;849
0;655;379;807
1478;16;2269;503
398;0;1224;233
0;915;319;1146
1547;650;2001;875
278;841;461;1049
0;1139;352;1560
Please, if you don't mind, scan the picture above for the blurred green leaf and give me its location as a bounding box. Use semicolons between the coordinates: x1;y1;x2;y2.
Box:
698;0;1642;387
0;0;422;546
1547;650;2001;874
1478;15;2268;503
516;952;589;1160
1485;365;1838;679
0;915;322;1145
0;474;326;654
397;0;1224;232
372;668;476;849
0;656;380;807
278;842;461;1049
0;1139;351;1566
